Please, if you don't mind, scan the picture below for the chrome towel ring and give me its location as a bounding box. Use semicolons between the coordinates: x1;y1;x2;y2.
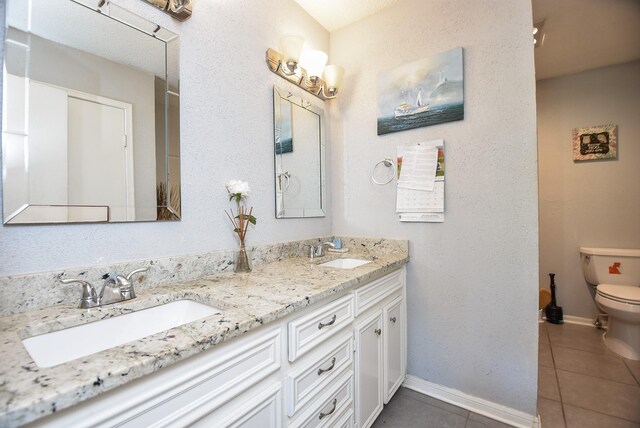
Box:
371;158;396;185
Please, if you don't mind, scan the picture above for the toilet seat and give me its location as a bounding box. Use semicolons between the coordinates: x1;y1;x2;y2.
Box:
597;284;640;305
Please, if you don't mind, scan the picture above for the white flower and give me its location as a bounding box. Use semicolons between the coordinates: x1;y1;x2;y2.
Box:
226;180;251;198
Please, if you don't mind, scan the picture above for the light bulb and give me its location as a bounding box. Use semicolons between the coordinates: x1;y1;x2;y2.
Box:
280;35;304;74
323;65;344;96
300;49;328;82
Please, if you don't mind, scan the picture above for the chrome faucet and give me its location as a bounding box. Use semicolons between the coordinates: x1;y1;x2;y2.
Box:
308;241;335;259
61;267;149;309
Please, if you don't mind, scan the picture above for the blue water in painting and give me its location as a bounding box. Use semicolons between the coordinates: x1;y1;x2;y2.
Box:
377;103;464;135
275;138;293;155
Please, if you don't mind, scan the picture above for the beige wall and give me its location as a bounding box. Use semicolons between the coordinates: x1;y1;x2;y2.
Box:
330;0;539;416
537;60;640;319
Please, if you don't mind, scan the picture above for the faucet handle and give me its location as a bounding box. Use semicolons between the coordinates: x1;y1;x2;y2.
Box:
60;278;98;309
306;245;316;259
315;241;335;257
125;267;149;281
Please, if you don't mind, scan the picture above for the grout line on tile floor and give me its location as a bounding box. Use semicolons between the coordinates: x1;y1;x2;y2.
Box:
551;349;640;386
622;359;640;386
541;322;640;427
547;335;569;428
555;365;640;389
562;401;640;425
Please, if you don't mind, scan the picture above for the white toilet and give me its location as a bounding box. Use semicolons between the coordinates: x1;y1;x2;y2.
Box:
580;247;640;360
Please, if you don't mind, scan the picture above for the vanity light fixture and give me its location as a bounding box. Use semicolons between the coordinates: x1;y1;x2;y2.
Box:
266;36;344;101
280;34;305;75
300;49;328;86
139;0;192;21
322;65;345;98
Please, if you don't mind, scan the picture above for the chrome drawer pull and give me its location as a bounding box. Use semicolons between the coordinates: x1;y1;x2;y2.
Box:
375;328;382;336
390;316;397;323
319;398;337;420
318;314;337;329
317;357;336;375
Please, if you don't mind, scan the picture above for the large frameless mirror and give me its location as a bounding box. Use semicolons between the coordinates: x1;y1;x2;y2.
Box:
2;0;181;224
273;86;325;218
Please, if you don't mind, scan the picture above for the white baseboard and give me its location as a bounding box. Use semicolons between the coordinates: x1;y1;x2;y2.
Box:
403;375;539;428
562;315;599;327
541;315;607;329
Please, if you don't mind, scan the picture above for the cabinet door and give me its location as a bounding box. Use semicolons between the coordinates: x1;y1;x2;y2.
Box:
383;295;405;403
354;311;383;428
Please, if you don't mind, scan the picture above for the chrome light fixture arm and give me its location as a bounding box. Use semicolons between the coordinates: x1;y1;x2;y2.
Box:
266;49;339;101
139;0;193;21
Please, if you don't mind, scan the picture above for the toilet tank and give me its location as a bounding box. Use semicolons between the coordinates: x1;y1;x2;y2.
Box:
580;247;640;286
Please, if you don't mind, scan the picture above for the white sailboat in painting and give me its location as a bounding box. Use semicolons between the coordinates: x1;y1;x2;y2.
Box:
394;86;429;118
435;71;447;89
394;72;449;119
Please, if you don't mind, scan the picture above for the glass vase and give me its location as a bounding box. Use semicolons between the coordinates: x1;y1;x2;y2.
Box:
234;243;251;273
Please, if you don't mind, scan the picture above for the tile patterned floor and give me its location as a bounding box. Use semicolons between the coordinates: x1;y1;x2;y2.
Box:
537;322;640;428
374;322;640;427
372;387;513;428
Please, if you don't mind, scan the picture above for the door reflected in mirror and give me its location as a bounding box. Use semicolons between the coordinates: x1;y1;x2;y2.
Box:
273;86;326;218
2;0;181;224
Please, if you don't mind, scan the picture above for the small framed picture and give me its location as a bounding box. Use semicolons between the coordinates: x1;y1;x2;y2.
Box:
572;124;617;161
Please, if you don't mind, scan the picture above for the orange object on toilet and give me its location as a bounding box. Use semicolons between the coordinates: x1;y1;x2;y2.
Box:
609;262;621;274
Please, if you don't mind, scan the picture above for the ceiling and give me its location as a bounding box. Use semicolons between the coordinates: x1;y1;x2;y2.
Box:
293;0;399;32
533;0;640;80
294;0;640;81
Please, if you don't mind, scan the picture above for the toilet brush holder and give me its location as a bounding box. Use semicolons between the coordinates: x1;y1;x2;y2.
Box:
545;273;564;324
545;305;564;324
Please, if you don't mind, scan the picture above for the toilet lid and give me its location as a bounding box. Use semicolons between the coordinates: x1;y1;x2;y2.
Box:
597;284;640;304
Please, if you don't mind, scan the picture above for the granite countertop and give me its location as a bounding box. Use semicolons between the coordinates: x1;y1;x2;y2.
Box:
0;242;408;427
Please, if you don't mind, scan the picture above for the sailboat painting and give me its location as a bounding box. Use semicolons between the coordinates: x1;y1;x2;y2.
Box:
377;47;464;135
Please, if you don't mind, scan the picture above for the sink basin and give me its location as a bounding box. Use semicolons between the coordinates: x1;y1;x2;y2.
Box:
22;299;222;368
319;258;371;269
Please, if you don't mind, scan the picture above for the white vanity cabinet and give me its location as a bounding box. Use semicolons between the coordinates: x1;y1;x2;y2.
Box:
28;267;406;428
192;382;282;428
29;327;283;428
354;311;384;428
285;293;355;427
353;269;406;428
383;295;406;403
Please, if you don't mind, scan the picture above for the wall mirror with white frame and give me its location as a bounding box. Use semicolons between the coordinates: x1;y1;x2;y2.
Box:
273;85;325;218
2;0;181;225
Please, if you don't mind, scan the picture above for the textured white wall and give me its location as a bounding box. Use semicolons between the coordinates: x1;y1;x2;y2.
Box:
329;0;539;415
0;0;331;275
1;0;540;416
537;61;640;319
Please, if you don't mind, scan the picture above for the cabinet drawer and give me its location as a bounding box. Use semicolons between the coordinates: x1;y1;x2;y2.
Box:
354;269;403;316
289;371;354;428
334;406;354;428
287;333;353;416
117;329;281;428
288;294;354;361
